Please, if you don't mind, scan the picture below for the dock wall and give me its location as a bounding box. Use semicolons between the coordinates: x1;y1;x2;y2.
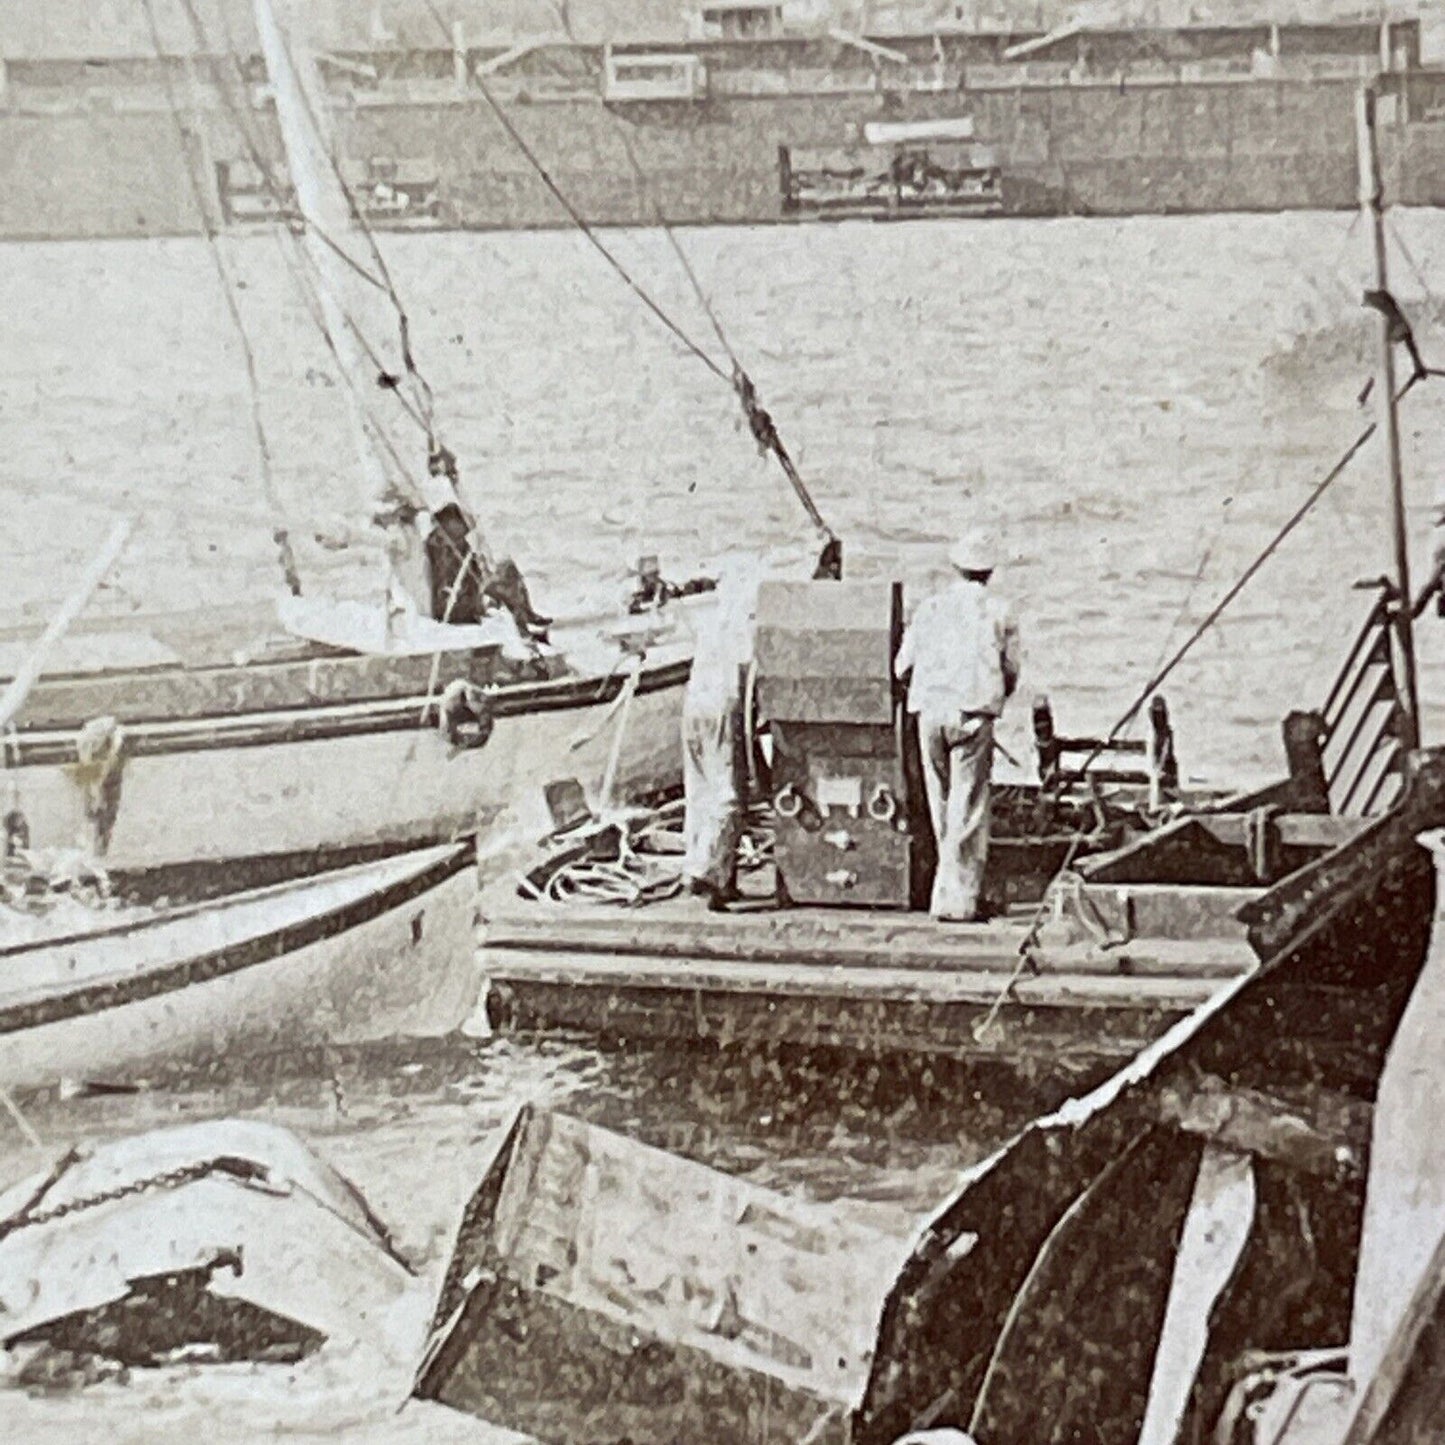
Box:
0;72;1436;241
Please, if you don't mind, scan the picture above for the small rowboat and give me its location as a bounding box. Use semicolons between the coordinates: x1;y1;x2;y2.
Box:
0;1120;431;1402
0;841;478;1093
415;1104;913;1445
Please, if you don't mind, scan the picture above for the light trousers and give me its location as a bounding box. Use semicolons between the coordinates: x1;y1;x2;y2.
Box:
681;693;748;895
919;712;993;921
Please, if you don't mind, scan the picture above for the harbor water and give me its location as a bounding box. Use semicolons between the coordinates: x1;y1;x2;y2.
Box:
5;209;1445;1437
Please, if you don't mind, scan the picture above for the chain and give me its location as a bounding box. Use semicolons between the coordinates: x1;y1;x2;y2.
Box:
0;1155;268;1243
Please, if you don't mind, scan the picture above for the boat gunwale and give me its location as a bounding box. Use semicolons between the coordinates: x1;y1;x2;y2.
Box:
0;842;463;961
482;956;1233;1008
0;840;473;1036
847;751;1445;1444
5;655;692;763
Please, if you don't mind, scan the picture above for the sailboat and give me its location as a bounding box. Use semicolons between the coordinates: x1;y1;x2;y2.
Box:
0;0;712;892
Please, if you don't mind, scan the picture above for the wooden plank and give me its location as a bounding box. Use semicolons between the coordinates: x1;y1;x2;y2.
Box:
1194;814;1373;850
13;645;492;728
483;905;1254;979
1154;1073;1372;1179
1053;735;1148;755
1138;1146;1256;1445
1340;1223;1445;1444
1238;764;1445;959
1066;883;1259;943
481;947;1234;1009
487;979;1188;1062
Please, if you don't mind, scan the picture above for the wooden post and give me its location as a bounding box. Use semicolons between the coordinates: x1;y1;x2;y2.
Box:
453;20;467;96
598;660;642;812
1137;1144;1256;1445
1146;695;1177;811
1282;710;1331;813
1357;83;1421;752
1347;827;1445;1396
1032;696;1060;788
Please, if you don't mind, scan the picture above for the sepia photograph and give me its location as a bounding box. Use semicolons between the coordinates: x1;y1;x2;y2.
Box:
1;0;1443;1441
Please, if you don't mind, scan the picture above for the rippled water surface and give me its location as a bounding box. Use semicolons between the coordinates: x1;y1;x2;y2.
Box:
8;212;1445;771
6;209;1445;1437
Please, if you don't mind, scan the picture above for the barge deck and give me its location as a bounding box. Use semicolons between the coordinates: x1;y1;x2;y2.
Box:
479;871;1259;1066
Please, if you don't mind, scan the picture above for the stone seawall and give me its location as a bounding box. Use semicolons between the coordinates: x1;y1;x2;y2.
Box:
0;75;1433;241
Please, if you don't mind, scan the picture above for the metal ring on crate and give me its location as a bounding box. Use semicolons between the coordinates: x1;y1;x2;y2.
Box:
867;784;897;823
774;784;803;819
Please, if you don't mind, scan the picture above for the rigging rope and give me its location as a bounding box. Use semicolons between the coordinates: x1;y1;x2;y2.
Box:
177;0;392;302
258;8;441;437
165;0;485;579
276;229;431;504
172;0;429;453
184;0;443;448
1385;217;1441;310
477;79;729;379
619;130;741;370
1061;369;1427;784
1008;362;1437;973
139;0;299;594
411;0;837;546
612;129;836;542
266;224;488;581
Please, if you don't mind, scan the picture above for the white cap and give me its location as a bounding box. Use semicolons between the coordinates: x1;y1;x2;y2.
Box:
948;531;997;575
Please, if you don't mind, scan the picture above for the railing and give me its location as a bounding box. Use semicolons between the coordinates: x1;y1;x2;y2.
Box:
711;65;959;96
1317;592;1405;817
959;53;1379;88
1032;693;1177;809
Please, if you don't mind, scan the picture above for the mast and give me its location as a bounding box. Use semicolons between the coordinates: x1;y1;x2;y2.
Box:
1356;79;1421;751
251;0;394;532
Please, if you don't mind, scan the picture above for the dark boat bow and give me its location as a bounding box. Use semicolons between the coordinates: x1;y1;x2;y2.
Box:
849;748;1445;1445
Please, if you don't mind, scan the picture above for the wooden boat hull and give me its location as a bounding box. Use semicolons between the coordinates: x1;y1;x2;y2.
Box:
414;1104;911;1445
0;1120;428;1376
0;843;477;1092
5;654;690;879
846;750;1445;1445
481;901;1255;1069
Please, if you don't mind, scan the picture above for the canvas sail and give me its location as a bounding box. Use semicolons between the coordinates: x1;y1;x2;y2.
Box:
251;0;459;637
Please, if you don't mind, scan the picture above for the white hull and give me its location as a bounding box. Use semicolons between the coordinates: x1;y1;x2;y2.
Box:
0;844;478;1092
7;659;689;876
0;1120;428;1372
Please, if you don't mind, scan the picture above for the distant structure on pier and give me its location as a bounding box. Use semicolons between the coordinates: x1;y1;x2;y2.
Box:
3;0;1444;239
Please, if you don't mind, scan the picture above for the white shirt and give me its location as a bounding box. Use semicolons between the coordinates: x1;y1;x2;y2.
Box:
895;577;1020;718
685;582;756;714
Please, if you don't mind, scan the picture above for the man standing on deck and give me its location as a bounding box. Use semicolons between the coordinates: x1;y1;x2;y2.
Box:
681;562;762;911
895;533;1020;923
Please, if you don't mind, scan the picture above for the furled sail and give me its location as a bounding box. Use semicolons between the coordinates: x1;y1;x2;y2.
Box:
251;0;461;629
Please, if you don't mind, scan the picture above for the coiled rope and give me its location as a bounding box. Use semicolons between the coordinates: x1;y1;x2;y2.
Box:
520;799;774;907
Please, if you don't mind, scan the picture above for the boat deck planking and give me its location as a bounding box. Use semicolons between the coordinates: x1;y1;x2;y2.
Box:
480;886;1258;1062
